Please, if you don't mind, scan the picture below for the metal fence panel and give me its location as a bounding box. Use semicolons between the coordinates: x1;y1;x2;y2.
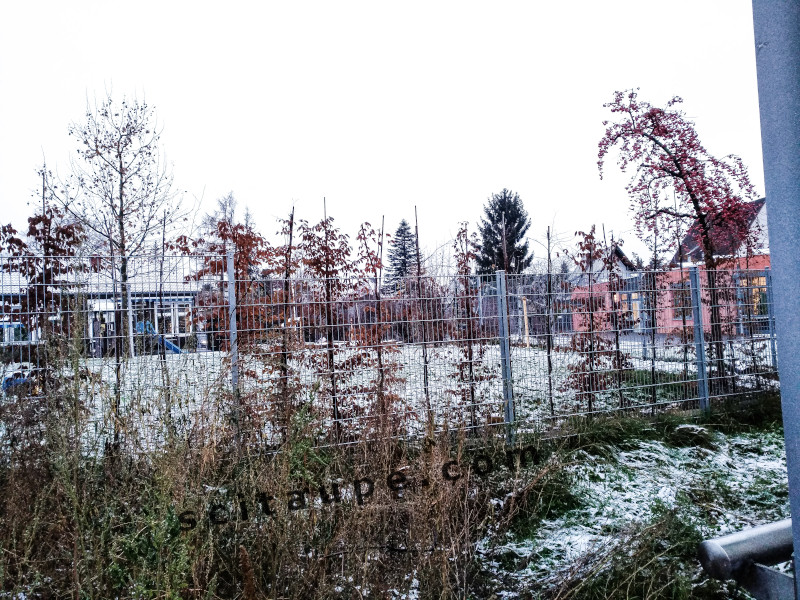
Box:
0;254;779;454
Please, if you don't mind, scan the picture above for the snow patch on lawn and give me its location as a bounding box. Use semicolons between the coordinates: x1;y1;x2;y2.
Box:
477;427;788;595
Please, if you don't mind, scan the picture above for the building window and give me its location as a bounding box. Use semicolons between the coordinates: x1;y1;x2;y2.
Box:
612;291;638;331
177;303;191;334
741;275;768;317
157;305;173;336
671;282;692;319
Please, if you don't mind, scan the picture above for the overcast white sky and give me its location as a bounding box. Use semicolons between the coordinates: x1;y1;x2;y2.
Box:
0;1;764;263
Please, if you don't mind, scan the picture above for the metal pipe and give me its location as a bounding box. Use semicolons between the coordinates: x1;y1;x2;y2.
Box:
226;248;240;450
765;267;778;369
690;266;710;412
752;3;800;597
698;518;793;581
496;270;515;443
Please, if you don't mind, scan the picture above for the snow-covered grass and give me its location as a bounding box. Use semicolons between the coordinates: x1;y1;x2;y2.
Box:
473;409;788;598
0;370;787;599
35;332;775;455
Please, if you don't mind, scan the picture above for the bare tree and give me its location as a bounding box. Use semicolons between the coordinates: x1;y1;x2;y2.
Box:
200;192;238;250
53;93;183;357
46;94;184;447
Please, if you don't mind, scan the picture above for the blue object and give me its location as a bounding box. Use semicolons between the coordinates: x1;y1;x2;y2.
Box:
2;373;27;392
1;367;41;393
134;320;182;354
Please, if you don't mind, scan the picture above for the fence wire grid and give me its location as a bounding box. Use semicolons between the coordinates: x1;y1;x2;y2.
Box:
0;254;779;454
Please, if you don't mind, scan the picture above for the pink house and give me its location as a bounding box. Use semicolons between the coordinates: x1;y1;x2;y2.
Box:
570;199;772;336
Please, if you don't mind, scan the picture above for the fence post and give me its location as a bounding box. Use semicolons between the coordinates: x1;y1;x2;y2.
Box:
478;278;484;325
522;296;530;347
496;270;515;443
765;267;778;370
690;266;710;413
753;4;800;592
734;267;745;336
227;249;241;446
638;274;649;360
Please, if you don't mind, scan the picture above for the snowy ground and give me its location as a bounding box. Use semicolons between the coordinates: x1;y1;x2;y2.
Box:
3;334;777;450
473;425;788;597
0;344;786;598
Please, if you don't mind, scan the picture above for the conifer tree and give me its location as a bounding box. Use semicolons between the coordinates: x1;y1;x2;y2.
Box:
386;219;418;290
476;189;532;274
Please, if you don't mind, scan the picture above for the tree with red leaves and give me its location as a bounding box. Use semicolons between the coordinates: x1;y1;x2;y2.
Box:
354;221;405;436
298;213;358;442
0;169;84;349
0;173;84;456
559;227;620;413
449;222;486;429
175;198;291;444
598;89;758;388
298;215;405;441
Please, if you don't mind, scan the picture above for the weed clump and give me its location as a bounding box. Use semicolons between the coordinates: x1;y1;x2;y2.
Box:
547;498;712;600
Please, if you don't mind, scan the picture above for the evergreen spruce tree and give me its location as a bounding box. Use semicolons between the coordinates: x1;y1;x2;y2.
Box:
386;219;419;290
476;189;532;274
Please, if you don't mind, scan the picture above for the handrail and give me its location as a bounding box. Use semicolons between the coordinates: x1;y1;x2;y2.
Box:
698;519;795;599
699;519;792;580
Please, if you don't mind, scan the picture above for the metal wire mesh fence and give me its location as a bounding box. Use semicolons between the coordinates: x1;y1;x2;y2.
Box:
0;254;779;454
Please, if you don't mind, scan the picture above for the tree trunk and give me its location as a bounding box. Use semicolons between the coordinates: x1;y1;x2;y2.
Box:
704;262;728;393
279;210;294;436
586;254;596;414
464;275;477;430
118;158;135;360
546;263;555;416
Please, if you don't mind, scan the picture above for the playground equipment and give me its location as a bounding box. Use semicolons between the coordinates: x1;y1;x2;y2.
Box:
134;321;182;354
699;519;794;599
